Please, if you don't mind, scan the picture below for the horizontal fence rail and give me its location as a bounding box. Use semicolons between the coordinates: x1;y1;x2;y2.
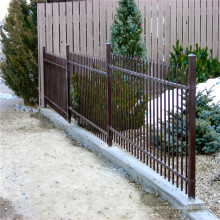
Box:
43;44;196;199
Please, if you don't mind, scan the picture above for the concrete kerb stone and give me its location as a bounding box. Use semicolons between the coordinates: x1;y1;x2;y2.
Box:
40;107;219;220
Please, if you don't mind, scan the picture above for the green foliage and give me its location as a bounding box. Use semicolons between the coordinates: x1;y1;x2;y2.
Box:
158;88;220;155
170;39;220;84
0;0;38;105
110;0;146;58
74;71;146;131
111;72;146;131
70;75;79;110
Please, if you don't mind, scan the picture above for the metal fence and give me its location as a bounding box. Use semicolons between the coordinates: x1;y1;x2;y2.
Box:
43;44;196;198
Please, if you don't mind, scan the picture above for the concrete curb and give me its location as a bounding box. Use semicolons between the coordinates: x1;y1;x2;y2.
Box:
40;107;219;220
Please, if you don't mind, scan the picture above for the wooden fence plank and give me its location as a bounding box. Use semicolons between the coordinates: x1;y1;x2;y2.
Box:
213;0;218;58
218;0;220;59
46;3;52;53
112;0;118;19
93;0;100;57
60;2;66;57
152;0;157;61
53;3;59;55
138;0;145;44
80;0;86;54
165;0;171;63
201;0;206;48
177;0;183;45
73;1;79;53
194;0;200;46
38;0;220;69
170;0;177;53
145;0;152;59
182;0;188;49
38;3;46;106
189;0;194;48
158;0;164;62
66;1;73;51
207;0;213;51
87;0;93;56
100;0;107;57
107;0;113;43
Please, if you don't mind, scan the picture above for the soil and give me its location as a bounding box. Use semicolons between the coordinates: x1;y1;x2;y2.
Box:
0;110;187;220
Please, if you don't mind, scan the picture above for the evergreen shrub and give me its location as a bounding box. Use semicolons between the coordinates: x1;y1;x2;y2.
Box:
110;0;146;58
155;88;220;155
169;39;220;84
72;71;146;131
0;0;38;105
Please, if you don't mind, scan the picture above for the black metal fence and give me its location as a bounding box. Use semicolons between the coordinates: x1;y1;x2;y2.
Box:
43;44;196;198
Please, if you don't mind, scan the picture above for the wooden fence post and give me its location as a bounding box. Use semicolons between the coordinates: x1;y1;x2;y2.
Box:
66;44;71;123
106;43;112;146
187;54;196;199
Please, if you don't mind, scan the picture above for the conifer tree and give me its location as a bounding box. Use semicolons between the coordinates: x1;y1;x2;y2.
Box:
110;0;146;58
0;0;38;105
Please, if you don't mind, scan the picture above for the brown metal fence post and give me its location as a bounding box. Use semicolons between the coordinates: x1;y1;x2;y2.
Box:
106;43;112;146
66;45;71;123
43;47;46;108
187;54;196;199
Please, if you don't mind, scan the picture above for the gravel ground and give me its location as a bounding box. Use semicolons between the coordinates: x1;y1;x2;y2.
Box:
0;110;188;220
196;154;220;218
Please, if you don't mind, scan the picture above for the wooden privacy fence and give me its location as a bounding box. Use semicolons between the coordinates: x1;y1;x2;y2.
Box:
43;43;197;198
38;0;220;106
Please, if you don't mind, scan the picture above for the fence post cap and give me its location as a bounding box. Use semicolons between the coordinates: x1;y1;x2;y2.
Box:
106;42;111;46
188;53;196;57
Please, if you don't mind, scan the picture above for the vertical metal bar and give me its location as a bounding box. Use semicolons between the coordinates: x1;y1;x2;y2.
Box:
125;57;128;151
153;62;155;170
101;61;104;141
187;54;196;199
43;47;47;108
160;63;163;176
66;45;71;123
128;58;131;153
133;59;136;157
163;64;167;179
98;58;101;139
136;59;139;159
172;66;175;185
149;61;152;168
176;66;179;188
145;61;149;165
181;67;184;191
168;65;171;182
156;62;159;173
122;56;125;149
112;54;115;143
185;65;188;194
107;43;112;146
143;60;146;164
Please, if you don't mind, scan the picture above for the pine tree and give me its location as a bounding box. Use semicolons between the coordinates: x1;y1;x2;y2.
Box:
0;0;38;105
110;0;146;58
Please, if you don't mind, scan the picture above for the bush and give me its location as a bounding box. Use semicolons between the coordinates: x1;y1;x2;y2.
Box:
169;40;220;84
70;75;80;110
72;70;146;131
110;0;146;58
0;0;38;105
155;88;220;155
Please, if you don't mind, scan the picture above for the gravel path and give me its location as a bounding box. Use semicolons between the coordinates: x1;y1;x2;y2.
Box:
0;110;187;220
